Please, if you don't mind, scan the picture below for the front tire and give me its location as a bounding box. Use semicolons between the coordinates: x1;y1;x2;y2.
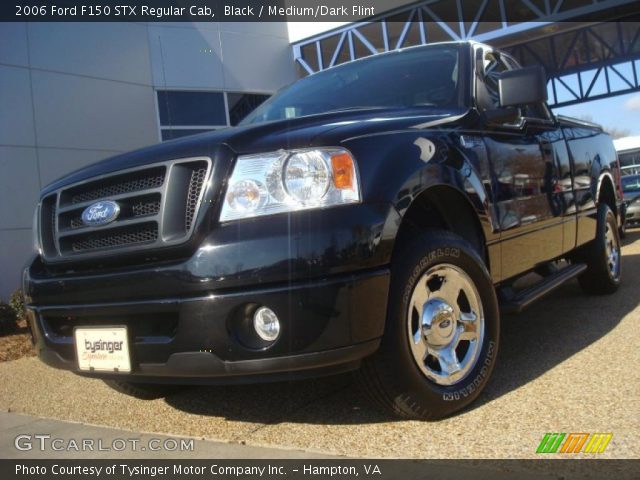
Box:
357;230;499;420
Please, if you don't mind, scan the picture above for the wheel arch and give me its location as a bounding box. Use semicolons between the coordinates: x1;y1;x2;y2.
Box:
597;172;618;219
392;184;490;270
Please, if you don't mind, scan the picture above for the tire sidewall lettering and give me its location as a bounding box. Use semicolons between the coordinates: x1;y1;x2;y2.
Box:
403;247;461;306
442;340;495;401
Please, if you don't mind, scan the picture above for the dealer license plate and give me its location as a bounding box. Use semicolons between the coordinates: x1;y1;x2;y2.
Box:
74;327;131;373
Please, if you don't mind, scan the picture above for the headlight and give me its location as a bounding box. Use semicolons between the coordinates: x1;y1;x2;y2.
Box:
219;148;360;221
284;150;330;202
32;204;41;255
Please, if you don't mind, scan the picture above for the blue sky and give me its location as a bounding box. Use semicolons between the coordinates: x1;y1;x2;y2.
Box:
553;93;640;136
288;22;346;42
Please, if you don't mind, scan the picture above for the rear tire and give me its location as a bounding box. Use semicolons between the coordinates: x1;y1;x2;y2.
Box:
577;203;621;295
103;379;182;400
357;230;499;420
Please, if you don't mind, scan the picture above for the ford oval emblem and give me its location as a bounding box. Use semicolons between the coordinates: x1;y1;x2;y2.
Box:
81;201;120;226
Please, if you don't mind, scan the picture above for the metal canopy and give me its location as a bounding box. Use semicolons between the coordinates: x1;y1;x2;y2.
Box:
291;0;640;107
504;21;640;106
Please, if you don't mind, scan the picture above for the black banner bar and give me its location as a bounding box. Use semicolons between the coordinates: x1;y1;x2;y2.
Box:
2;0;639;23
3;459;640;480
6;0;378;22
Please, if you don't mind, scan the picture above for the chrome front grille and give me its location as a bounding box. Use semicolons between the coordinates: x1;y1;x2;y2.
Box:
66;194;162;230
39;157;211;262
66;223;159;253
66;167;166;204
132;197;162;217
185;165;208;231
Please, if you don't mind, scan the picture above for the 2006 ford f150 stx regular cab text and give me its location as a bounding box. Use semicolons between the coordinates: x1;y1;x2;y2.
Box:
24;41;624;420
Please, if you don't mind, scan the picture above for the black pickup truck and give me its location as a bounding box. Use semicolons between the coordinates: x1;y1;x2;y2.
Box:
24;41;624;420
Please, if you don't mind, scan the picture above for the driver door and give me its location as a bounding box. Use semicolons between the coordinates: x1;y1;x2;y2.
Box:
476;47;574;280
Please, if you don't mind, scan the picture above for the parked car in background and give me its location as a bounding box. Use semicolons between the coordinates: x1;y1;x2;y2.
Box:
622;174;640;227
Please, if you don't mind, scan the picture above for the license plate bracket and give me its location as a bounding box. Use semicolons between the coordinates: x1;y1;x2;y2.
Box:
74;326;132;373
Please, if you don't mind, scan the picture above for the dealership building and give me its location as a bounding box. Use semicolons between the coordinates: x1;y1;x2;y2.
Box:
0;22;296;298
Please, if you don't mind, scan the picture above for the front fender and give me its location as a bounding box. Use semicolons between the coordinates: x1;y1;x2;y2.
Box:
343;130;497;248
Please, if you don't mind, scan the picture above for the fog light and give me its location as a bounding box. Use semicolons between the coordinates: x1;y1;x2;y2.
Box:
253;307;280;341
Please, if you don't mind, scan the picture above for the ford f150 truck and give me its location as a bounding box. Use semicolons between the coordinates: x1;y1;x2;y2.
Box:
24;41;624;420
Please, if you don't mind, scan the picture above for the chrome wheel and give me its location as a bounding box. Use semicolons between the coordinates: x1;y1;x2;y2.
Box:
605;222;620;280
407;264;485;386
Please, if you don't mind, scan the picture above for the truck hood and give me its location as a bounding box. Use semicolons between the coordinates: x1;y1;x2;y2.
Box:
41;106;470;196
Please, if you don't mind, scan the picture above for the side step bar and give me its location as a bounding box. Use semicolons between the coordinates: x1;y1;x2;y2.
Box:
499;263;587;314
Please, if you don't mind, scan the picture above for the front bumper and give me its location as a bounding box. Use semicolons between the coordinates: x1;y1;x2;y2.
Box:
24;203;394;383
26;270;388;383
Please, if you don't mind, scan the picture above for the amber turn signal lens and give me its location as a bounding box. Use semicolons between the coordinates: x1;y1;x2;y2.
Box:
331;152;355;190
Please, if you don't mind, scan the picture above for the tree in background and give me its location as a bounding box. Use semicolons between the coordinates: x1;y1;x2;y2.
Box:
576;114;631;139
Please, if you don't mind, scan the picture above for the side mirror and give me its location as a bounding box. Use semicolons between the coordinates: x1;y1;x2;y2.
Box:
484;106;520;125
498;66;547;107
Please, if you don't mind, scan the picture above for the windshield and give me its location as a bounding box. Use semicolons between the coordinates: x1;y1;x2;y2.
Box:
241;44;461;125
622;175;640;192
